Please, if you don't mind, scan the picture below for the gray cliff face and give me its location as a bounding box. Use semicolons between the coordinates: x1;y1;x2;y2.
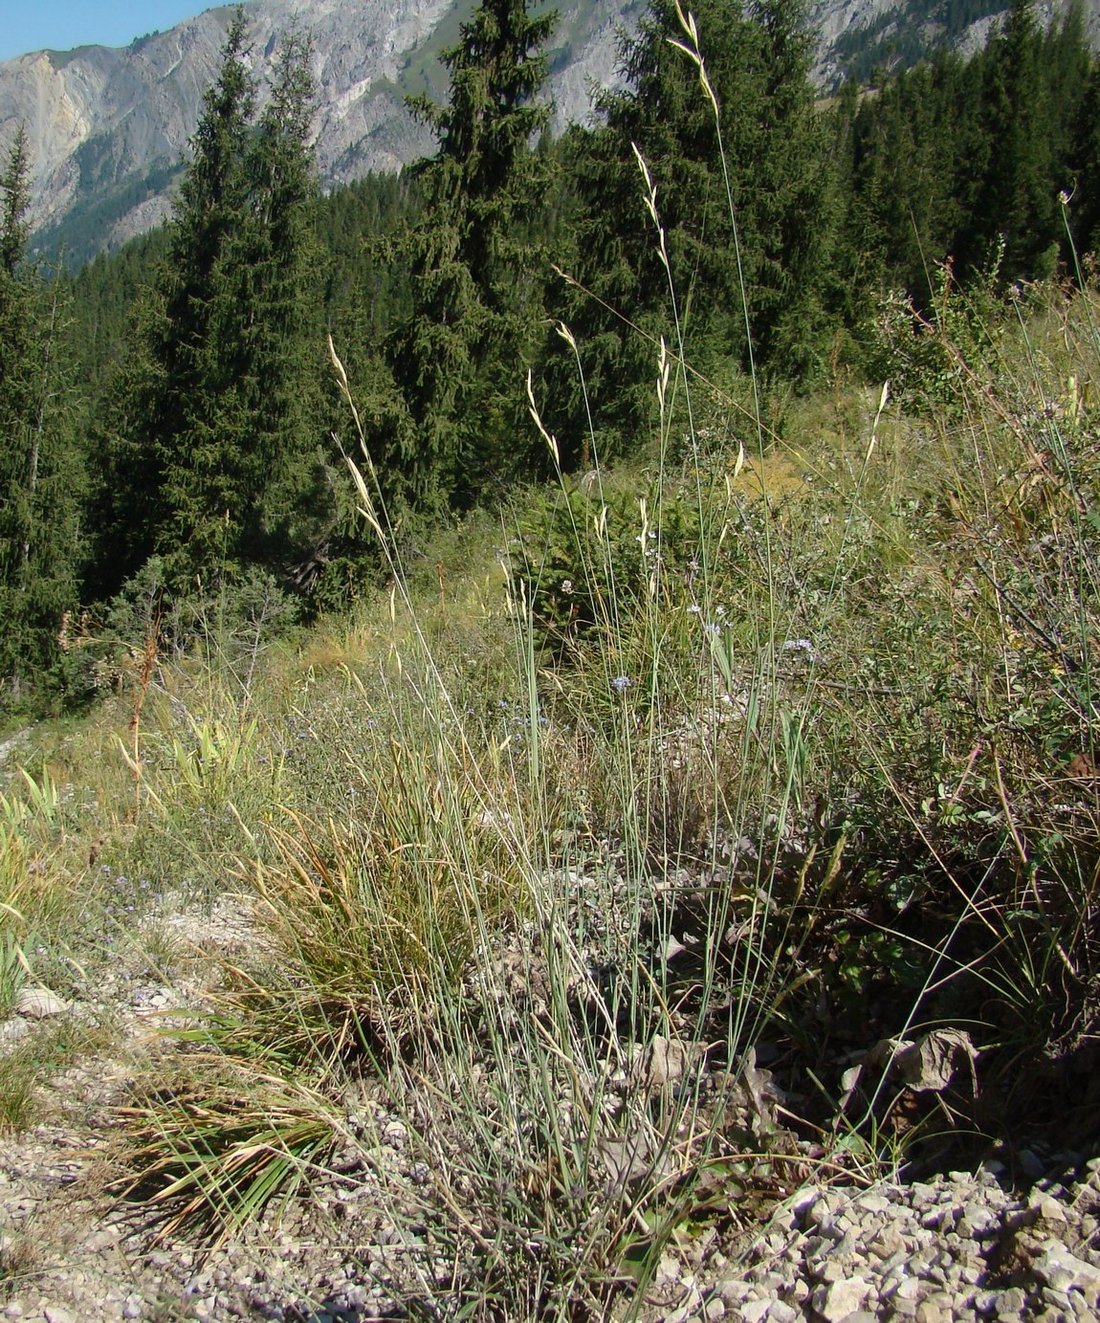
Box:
0;0;636;258
2;0;635;255
3;14;238;238
0;0;1095;261
806;0;1100;85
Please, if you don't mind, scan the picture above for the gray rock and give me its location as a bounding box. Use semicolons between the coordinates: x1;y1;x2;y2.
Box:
994;1285;1029;1314
814;1276;871;1321
715;1280;752;1306
960;1202;999;1236
15;987;67;1019
787;1278;810;1303
1036;1244;1100;1294
788;1187;821;1222
915;1295;953;1323
1037;1195;1068;1223
893;1276;925;1301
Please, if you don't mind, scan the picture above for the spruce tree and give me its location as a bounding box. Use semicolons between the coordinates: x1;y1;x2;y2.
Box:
749;0;836;374
549;0;832;461
841;53;973;304
969;0;1057;279
153;9;258;585
94;13;320;595
374;0;557;515
214;28;323;567
1071;62;1100;256
0;127;79;702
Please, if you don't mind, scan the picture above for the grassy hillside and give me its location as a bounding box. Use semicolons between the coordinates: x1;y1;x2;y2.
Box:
2;269;1097;1314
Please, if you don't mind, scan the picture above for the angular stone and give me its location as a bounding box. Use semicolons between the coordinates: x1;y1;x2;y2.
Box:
1036;1195;1067;1222
715;1280;752;1306
994;1286;1029;1314
1035;1244;1100;1294
15;987;67;1018
892;1276;925;1302
805;1200;834;1230
789;1187;822;1221
960;1202;999;1237
817;1277;871;1321
915;1299;951;1323
866;1231;906;1260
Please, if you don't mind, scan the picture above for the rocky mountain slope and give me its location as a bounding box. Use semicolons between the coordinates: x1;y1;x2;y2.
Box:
0;0;640;262
0;0;1095;264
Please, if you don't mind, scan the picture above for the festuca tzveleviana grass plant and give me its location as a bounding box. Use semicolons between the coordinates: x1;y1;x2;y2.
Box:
113;10;858;1308
113;11;1100;1318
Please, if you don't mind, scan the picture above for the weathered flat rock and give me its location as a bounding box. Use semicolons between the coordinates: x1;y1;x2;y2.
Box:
13;987;67;1019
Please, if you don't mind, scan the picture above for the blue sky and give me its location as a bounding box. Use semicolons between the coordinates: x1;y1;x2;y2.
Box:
0;1;213;63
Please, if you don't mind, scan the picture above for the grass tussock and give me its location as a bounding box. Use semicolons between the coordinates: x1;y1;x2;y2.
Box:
3;119;1100;1323
84;270;1096;1317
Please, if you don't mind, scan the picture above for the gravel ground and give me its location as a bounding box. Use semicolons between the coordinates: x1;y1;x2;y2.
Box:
2;896;1098;1322
4;1117;1100;1321
646;1159;1100;1322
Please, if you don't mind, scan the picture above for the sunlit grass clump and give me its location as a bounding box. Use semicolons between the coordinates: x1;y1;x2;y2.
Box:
104;264;1099;1310
1;12;1097;1315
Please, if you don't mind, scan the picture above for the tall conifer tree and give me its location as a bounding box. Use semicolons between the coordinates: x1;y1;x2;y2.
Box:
214;29;322;566
374;0;557;514
550;0;831;460
0;128;79;701
154;10;258;585
95;13;319;595
969;0;1057;279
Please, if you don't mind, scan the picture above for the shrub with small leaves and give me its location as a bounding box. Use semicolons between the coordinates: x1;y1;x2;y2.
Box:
511;473;727;657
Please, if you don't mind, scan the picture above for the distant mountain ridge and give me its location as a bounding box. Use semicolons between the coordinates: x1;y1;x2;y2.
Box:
0;0;1096;265
1;0;639;263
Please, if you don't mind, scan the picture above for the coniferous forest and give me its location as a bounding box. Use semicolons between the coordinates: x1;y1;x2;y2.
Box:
1;0;1097;706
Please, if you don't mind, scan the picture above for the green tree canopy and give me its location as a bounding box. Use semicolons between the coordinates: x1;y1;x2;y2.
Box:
0;127;80;703
369;0;558;518
93;12;321;597
547;0;833;461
